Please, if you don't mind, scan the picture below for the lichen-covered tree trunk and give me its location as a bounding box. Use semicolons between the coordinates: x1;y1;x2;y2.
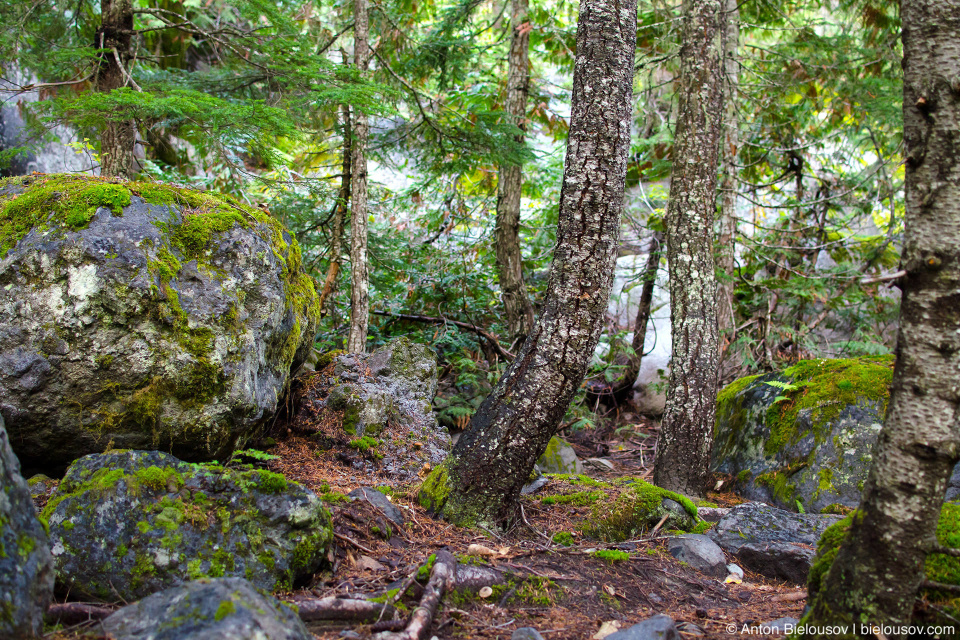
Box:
716;0;739;348
802;0;960;633
319;105;352;311
418;0;636;529
346;0;370;354
97;0;136;178
494;0;535;346
652;0;725;499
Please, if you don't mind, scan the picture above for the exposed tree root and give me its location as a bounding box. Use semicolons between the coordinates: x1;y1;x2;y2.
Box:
291;596;392;622
374;549;457;640
46;602;115;625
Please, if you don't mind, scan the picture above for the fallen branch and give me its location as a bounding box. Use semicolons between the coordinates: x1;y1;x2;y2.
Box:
290;596;390;621
46;602;115;625
921;580;960;595
375;550;457;640
930;544;960;559
334;531;376;554
373;311;515;361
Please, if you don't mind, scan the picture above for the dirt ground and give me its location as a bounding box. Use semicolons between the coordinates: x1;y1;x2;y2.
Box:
40;416;808;640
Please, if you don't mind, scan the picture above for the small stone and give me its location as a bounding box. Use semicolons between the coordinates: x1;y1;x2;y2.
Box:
606;615;680;640
536;436;583;474
512;627;546;640
521;475;550;495
726;563;744;579
348;487;405;526
763;617;800;634
667;534;727;578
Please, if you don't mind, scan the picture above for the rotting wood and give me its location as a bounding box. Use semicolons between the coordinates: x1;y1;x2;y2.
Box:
45;602;115;625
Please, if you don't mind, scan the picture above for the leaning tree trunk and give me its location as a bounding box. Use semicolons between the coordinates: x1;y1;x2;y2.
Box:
716;0;739;351
97;0;136;178
346;0;371;354
802;0;960;634
652;0;725;499
418;0;636;529
494;0;535;346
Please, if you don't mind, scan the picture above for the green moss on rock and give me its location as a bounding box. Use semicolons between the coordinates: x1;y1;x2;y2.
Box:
580;478;699;542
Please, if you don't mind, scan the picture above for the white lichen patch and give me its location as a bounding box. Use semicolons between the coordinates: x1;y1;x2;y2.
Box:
67;264;99;310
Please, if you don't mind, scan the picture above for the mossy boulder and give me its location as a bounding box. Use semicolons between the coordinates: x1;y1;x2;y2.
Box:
41;450;332;601
0;174;320;473
536;436;583;474
0;413;54;639
712;357;897;513
293;338;450;481
101;577;311;640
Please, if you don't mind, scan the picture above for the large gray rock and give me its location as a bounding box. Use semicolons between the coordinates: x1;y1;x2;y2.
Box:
709;502;841;584
667;534;727;578
102;577;311;640
606;615;679;640
0;175;320;473
712;357;894;513
293;338;450;480
0;414;54;639
42;450;331;601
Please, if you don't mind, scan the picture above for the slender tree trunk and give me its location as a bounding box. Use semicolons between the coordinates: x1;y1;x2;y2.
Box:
716;0;739;349
346;0;370;354
628;231;664;373
319;105;352;311
652;0;725;499
802;1;960;634
494;0;535;346
585;230;663;405
418;0;636;529
97;0;136;178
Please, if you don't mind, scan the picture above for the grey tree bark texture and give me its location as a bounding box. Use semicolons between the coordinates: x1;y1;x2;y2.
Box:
494;0;536;347
802;0;960;635
652;0;725;499
417;0;636;529
347;0;371;354
97;0;136;178
716;0;739;353
318;104;352;311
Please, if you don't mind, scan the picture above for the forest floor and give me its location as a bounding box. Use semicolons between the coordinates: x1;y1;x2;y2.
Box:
41;415;808;640
265;413;807;640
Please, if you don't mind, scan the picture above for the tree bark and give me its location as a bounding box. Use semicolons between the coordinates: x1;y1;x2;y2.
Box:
97;0;136;178
716;0;739;350
319;104;352;311
585;230;663;405
652;0;725;499
418;0;636;529
802;0;960;634
494;0;535;346
347;0;371;354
